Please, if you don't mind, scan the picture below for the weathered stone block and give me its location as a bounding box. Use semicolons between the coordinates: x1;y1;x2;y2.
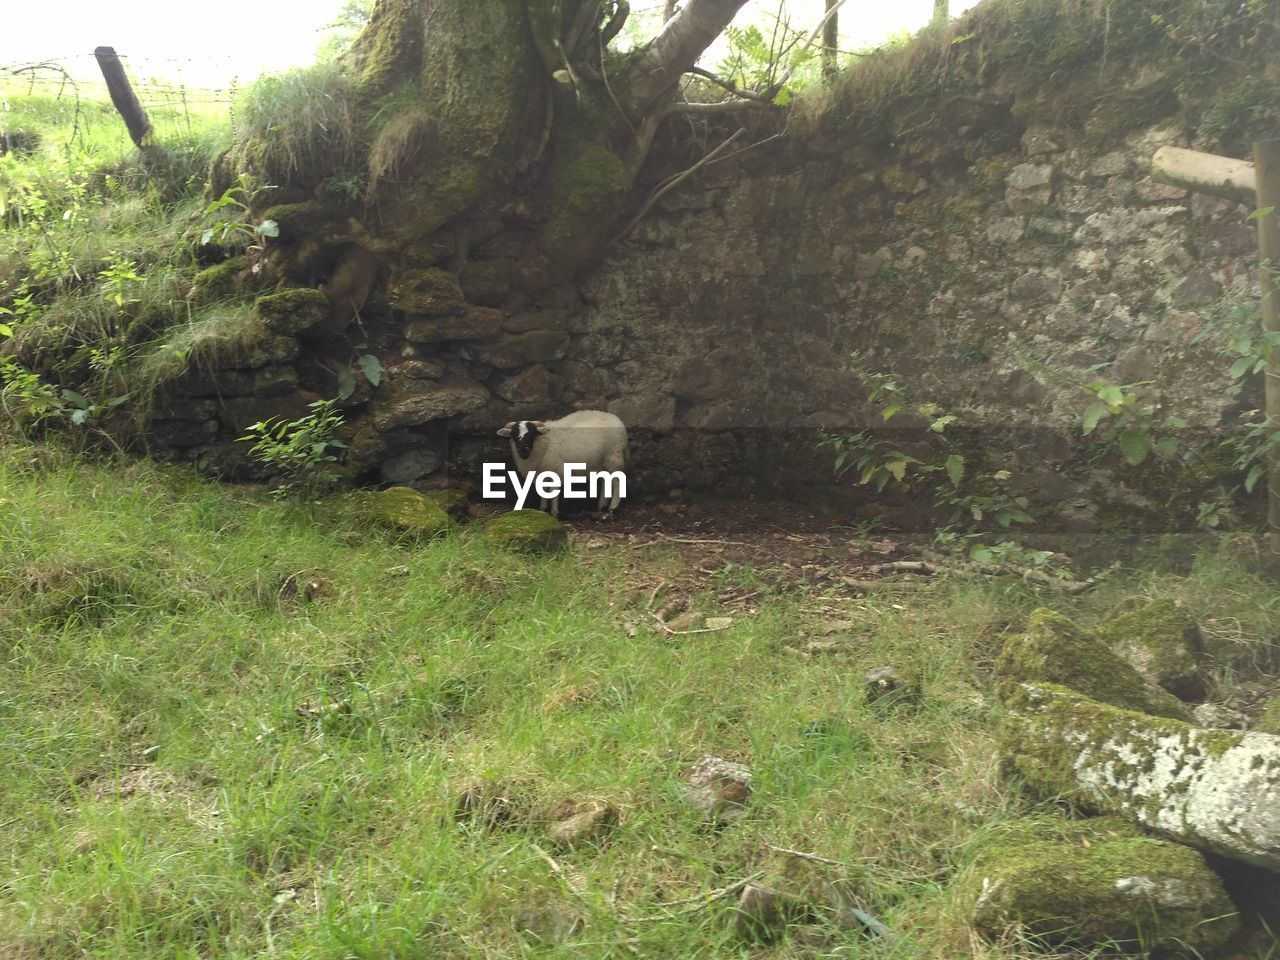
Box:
370;377;490;431
1098;601;1206;703
255;288;328;335
404;307;504;343
470;330;568;369
387;265;465;316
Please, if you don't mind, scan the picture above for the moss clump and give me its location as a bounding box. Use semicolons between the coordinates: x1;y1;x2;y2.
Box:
543;144;629;277
481;510;568;555
255;288;328;335
189;256;253;304
1098;600;1207;703
386;265;465;316
996;609;1190;721
352;486;453;539
966;816;1238;954
1255;696;1280;736
423;488;469;522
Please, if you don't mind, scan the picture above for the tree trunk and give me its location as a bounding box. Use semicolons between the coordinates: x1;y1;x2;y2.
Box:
822;0;838;81
932;0;948;25
231;0;750;342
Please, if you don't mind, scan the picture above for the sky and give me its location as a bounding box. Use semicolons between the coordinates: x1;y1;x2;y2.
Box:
1;0;981;90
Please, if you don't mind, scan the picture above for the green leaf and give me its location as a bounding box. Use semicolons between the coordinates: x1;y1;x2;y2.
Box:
0;323;11;338
200;228;215;246
1154;436;1180;457
256;219;280;238
1247;205;1275;221
1082;402;1108;435
970;546;994;564
1097;385;1125;408
945;454;965;487
357;353;383;387
60;388;89;408
1118;428;1150;465
884;459;908;482
1229;356;1253;379
930;414;958;433
337;367;356;400
70;408;88;426
881;404;901;421
1244;463;1265;493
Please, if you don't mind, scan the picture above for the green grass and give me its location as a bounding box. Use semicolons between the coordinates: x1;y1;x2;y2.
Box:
1;439;1277;958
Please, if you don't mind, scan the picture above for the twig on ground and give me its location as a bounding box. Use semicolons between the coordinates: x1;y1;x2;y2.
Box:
763;843;846;866
629;872;764;922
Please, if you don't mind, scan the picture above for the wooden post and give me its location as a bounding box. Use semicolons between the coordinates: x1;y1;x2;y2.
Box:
1151;140;1280;572
822;0;838;81
1254;139;1280;568
93;46;152;148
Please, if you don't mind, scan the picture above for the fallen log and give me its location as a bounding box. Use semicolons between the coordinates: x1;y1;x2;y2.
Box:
1001;682;1280;870
1150;145;1255;204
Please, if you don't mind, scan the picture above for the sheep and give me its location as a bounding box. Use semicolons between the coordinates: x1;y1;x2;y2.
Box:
496;410;628;518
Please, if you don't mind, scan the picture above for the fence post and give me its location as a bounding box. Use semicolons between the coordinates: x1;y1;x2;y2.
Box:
93;46;152;148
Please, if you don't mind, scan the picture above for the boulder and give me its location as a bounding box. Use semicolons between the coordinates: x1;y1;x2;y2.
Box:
1000;682;1280;869
349;487;453;539
404;307;504;343
423;488;469;522
996;609;1190;721
1098;600;1207;702
864;665;923;712
544;798;618;849
481;510;568;554
967;817;1238;954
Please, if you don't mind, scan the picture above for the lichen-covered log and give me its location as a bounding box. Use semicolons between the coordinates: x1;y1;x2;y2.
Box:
1001;682;1280;869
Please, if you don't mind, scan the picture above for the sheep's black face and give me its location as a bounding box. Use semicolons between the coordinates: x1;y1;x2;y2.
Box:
513;421;541;460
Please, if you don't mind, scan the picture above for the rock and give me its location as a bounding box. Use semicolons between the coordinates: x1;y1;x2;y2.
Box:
459;259;514;306
494;365;553;403
370;377;490;431
996;609;1190;721
1255;696;1280;736
254;288;328;335
1097;600;1207;702
423;488;469;522
470;330;569;370
481;510;568;554
1192;702;1248;729
394;358;446;380
1005;163;1054;213
732;883;808;942
404;307;504;343
350;487;453;539
1000;682;1280;869
514;905;580;945
545;798;618;848
379;446;443;484
684;755;751;823
1171;267;1223;308
864;666;923;711
386;265;465;316
967;817;1238;954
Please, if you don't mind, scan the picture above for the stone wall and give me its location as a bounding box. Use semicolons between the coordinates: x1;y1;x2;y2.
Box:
154;2;1276;531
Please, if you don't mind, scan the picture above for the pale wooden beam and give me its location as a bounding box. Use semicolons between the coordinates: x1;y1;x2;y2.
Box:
1150;146;1255;204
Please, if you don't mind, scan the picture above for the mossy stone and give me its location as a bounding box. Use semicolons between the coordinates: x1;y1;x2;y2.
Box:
255;288;328;335
190;256;252;303
423;488;469;522
386;265;466;316
1256;696;1280;736
967;816;1238;954
353;486;453;538
1097;600;1206;703
482;510;568;554
996;609;1191;721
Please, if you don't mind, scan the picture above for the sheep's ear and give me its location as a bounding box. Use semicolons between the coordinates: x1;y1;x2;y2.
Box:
531;421;548;434
497;422;516;437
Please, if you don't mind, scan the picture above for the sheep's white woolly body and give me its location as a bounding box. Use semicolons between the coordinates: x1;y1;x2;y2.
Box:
502;410;628;517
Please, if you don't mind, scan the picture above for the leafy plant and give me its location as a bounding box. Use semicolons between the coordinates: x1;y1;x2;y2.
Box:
822;355;1033;531
238;397;348;497
199;174;279;251
1079;377;1185;466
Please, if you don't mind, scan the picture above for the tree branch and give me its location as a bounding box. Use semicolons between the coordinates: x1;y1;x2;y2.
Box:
631;0;751;108
764;0;849;98
663;98;767;115
600;0;630;49
684;66;772;102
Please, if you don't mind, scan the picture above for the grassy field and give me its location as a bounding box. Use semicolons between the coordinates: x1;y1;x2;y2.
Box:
1;439;1277;959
